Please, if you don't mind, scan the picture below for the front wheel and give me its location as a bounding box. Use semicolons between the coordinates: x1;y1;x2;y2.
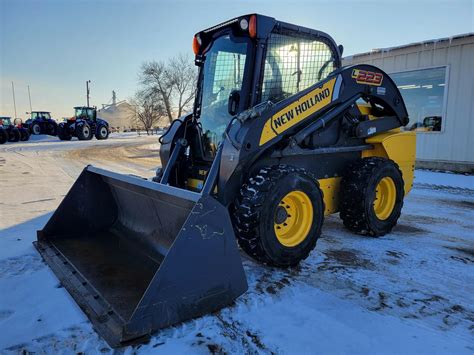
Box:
340;157;404;237
95;124;109;140
31;123;42;135
233;165;324;267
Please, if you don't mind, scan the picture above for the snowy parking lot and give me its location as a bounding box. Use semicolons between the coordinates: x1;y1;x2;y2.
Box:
0;134;473;354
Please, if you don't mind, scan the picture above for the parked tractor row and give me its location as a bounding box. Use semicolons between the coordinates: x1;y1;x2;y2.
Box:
1;107;110;144
0;117;30;144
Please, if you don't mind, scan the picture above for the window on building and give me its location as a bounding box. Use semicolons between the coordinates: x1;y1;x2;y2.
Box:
261;34;336;103
390;67;447;132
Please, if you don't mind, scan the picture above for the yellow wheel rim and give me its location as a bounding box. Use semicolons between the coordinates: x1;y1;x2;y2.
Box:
373;177;396;220
274;191;313;247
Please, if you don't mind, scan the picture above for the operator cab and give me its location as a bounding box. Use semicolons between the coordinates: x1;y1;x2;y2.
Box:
192;14;342;159
0;117;12;127
31;111;52;120
74;106;97;121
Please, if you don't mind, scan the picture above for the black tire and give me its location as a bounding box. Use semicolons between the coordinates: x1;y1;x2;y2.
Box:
19;128;30;141
57;123;72;141
151;167;163;182
47;122;57;136
233;165;324;267
76;122;93;140
0;129;7;144
31;123;42;135
8;128;20;142
340;157;404;237
95;124;109;140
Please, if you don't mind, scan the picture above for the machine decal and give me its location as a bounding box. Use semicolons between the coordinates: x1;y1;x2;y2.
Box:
259;77;337;145
351;69;383;86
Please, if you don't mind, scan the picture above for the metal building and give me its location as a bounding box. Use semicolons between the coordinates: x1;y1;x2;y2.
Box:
343;33;474;172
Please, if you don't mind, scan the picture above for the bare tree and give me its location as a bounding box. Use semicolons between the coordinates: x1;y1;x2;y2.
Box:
139;54;197;124
128;91;163;135
168;54;197;118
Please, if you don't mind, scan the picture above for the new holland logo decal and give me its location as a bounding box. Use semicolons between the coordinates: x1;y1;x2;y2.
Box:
351;69;383;86
259;77;337;146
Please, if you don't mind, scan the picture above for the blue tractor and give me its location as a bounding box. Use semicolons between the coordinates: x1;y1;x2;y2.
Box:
58;106;110;141
24;111;58;136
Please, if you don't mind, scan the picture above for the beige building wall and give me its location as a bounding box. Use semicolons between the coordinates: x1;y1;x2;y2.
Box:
343;34;474;171
98;102;134;132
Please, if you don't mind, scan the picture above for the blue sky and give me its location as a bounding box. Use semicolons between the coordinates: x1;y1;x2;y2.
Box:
1;0;473;118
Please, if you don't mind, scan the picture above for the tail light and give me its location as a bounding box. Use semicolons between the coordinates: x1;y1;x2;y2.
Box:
249;15;257;38
193;35;201;55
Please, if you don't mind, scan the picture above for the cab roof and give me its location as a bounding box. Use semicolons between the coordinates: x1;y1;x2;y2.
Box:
196;13;342;60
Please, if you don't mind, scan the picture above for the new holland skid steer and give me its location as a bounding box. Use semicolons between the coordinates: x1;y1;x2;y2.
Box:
34;14;415;347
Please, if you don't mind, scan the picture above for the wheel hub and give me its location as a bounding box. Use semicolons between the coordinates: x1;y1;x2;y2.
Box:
373;177;396;220
275;206;288;224
274;190;313;247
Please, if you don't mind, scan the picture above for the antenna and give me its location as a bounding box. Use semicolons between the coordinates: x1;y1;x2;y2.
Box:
11;82;17;118
28;85;33;112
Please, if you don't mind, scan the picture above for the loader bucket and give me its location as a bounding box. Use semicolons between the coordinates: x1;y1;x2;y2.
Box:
34;165;248;347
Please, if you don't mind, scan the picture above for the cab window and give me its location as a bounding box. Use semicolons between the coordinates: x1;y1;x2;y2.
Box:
261;34;336;103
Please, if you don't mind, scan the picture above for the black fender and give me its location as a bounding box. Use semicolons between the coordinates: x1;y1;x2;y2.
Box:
96;118;109;127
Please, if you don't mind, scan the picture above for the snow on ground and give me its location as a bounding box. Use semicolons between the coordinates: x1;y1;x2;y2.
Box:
415;169;474;190
0;135;473;354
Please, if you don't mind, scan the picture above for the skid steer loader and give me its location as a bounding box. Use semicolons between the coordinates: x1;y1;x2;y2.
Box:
34;14;416;347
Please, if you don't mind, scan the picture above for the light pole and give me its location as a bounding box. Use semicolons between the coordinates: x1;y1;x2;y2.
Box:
28;85;33;112
11;82;17;118
86;80;91;107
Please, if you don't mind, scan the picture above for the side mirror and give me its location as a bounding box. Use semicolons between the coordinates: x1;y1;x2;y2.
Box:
228;90;240;116
338;44;344;56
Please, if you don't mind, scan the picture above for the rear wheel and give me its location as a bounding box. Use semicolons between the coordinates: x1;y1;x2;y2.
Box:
95;124;109;140
31;123;41;135
76;122;93;140
8;128;20;142
233;165;324;267
340;157;404;236
57;123;72;141
47;122;57;136
19;128;30;141
151;167;163;182
0;129;7;144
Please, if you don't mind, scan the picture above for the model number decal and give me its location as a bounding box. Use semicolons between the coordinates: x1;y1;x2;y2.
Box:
352;69;383;86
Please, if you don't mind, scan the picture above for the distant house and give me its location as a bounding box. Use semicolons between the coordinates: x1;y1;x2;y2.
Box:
98;101;135;132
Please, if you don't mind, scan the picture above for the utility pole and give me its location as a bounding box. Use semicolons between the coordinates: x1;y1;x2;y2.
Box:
11;82;17;118
27;85;33;112
86;80;91;106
